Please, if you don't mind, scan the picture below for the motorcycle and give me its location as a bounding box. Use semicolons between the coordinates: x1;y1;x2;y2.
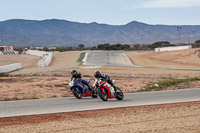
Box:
96;79;124;101
69;78;98;99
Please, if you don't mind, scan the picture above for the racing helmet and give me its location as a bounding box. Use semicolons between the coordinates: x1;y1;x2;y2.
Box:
71;69;77;76
94;71;101;78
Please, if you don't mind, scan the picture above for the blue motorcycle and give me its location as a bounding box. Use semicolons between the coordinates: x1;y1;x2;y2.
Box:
69;78;98;99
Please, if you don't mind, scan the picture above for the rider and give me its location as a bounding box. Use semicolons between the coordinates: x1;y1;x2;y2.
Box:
71;69;93;92
93;71;116;93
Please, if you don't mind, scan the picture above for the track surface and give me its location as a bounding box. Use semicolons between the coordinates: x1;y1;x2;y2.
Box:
84;51;133;66
0;88;200;118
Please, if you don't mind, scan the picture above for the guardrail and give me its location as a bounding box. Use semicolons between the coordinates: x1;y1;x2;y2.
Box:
26;50;52;67
155;45;192;52
0;63;22;73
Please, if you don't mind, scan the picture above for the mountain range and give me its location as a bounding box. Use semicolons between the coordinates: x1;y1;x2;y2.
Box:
0;19;199;47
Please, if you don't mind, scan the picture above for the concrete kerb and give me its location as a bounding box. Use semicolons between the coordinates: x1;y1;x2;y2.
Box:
82;52;89;65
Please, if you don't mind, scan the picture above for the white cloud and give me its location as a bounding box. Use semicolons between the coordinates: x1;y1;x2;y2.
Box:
137;0;200;8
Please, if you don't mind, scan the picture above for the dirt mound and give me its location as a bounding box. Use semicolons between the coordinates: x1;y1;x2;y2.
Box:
127;48;200;68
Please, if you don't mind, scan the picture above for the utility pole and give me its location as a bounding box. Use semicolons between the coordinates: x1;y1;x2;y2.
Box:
191;31;196;48
187;33;190;44
177;26;181;46
28;39;30;49
141;34;144;47
0;30;3;46
24;36;26;49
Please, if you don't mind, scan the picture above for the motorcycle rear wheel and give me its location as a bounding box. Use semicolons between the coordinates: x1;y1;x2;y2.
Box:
98;88;108;101
72;87;82;99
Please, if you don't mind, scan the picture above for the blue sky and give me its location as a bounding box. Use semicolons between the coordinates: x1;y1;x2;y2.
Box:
0;0;200;25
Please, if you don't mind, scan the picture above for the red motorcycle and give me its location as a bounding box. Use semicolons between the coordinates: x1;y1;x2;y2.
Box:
96;79;124;101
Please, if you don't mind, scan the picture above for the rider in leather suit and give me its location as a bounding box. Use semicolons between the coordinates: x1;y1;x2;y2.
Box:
71;70;93;92
93;71;116;91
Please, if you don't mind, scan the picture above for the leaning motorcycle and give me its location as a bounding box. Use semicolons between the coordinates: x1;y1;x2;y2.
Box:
97;79;124;101
69;78;98;99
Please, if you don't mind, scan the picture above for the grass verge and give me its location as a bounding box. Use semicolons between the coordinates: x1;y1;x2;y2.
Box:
0;73;9;77
77;52;86;62
142;77;200;91
2;95;39;101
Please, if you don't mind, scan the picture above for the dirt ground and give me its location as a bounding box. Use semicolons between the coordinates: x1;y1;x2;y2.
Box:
0;102;200;132
0;76;159;101
126;48;200;68
0;54;40;68
0;51;81;75
1;49;200;132
1;49;200;100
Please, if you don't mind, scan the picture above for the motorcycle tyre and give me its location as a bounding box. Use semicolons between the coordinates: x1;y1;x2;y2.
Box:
115;87;124;100
72;87;82;99
98;89;108;101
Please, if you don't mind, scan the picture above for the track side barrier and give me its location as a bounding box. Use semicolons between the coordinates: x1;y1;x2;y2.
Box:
26;50;52;67
0;63;22;73
155;45;192;52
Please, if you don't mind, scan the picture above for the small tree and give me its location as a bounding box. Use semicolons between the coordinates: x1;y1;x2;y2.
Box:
195;40;200;43
120;44;130;50
78;44;85;50
97;43;110;50
150;41;171;49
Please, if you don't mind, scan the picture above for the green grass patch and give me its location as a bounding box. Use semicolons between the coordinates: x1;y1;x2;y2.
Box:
50;95;57;98
0;73;9;77
142;77;200;91
83;74;90;77
77;52;86;62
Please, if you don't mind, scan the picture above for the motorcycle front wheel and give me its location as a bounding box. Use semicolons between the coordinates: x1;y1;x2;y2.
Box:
98;88;108;101
115;87;124;100
72;87;82;99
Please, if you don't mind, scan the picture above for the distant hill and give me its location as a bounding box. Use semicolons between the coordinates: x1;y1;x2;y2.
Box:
0;19;199;46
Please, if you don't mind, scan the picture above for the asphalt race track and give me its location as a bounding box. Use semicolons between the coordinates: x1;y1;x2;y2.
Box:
84;51;133;66
0;88;200;118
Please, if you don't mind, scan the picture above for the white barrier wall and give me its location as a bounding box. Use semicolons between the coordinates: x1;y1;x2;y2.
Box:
26;50;50;57
37;52;52;67
26;50;52;67
14;51;19;54
155;45;192;52
0;63;22;73
0;51;3;55
82;52;88;65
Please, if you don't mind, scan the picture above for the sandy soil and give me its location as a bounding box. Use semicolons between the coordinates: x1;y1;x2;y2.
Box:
0;51;81;75
0;76;158;101
0;54;40;68
126;48;200;68
0;49;200;78
1;50;200;132
0;102;199;132
1;75;200;101
1;49;200;100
